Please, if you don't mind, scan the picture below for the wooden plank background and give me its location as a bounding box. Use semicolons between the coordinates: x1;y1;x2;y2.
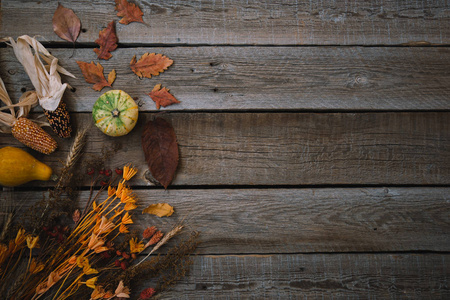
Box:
0;0;449;299
2;47;450;111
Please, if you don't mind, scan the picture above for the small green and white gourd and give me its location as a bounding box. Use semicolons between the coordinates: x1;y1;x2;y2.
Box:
92;90;139;137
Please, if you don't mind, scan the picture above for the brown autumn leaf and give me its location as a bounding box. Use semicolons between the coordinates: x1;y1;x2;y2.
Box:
52;4;81;43
76;61;115;91
130;53;173;79
142;118;179;189
142;203;174;217
94;21;118;60
148;84;180;109
115;0;144;25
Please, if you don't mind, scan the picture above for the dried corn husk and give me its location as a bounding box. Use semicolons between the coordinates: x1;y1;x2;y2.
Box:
1;35;75;111
0;75;56;154
0;76;40;133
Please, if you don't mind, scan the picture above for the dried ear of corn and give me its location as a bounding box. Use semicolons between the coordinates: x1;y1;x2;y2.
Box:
43;100;72;138
11;117;57;155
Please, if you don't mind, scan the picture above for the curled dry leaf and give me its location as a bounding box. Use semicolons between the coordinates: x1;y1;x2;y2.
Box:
130;53;173;79
115;0;144;25
148;84;180;109
76;61;115;91
52;3;81;43
142;118;179;189
94;21;118;60
142;203;174;217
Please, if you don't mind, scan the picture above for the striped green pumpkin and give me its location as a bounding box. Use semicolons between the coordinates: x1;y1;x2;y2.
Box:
92;90;139;137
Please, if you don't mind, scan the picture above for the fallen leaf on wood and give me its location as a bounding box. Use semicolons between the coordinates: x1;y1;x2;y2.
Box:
108;69;117;86
142;203;174;217
148;84;180;109
76;61;114;91
142;118;179;189
130;53;173;79
94;21;118;60
52;3;81;43
115;0;144;25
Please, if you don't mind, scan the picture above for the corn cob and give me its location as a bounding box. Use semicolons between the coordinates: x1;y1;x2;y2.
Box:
43;100;72;138
11;117;58;154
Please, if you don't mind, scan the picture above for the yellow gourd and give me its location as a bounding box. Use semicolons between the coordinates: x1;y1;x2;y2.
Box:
0;146;53;187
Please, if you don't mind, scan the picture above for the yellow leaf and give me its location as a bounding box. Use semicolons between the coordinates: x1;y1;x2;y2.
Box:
108;69;116;85
142;203;174;217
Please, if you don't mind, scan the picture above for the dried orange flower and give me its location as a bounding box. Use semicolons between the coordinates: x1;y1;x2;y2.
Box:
15;228;27;245
91;286;106;299
26;235;39;249
116;181;125;198
121;212;133;225
124;201;137;211
146;231;163;247
129;238;145;253
119;223;129;233
85;276;98;289
115;280;131;298
143;226;157;239
29;259;45;274
123;164;137;181
108;186;116;197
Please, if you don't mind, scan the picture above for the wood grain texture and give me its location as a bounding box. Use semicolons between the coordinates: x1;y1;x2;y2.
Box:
4;188;448;253
160;254;449;299
1;47;450;111
1;112;448;186
1;0;449;45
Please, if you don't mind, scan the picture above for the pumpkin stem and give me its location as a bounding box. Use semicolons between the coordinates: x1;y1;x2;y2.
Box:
111;108;120;117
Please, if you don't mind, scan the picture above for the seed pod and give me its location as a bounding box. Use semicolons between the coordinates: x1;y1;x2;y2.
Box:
43;100;72;138
11;117;57;154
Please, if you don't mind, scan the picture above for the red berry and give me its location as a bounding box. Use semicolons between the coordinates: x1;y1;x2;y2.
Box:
120;261;129;270
100;180;108;186
105;169;112;176
131;253;137;260
116;250;122;256
99;169;105;175
114;259;121;267
115;168;123;175
122;252;130;259
87;168;95;175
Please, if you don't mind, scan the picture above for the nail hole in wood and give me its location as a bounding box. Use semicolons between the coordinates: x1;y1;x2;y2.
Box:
20;87;26;93
71;87;77;93
81;28;87;33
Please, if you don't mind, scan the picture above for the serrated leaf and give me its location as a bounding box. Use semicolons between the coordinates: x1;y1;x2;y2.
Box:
115;0;144;25
94;21;118;60
148;84;180;109
52;4;81;43
142;203;174;217
130;53;173;79
76;61;112;91
142;118;179;189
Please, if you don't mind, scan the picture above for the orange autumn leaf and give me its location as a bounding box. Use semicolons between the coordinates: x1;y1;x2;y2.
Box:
108;69;117;86
115;0;144;25
94;21;118;60
76;61;115;91
130;53;173;79
148;84;180;109
142;203;174;217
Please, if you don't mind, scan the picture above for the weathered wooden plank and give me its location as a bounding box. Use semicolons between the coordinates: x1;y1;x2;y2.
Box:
1;112;448;186
1;0;449;45
159;254;450;299
3;188;449;253
1;47;450;111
